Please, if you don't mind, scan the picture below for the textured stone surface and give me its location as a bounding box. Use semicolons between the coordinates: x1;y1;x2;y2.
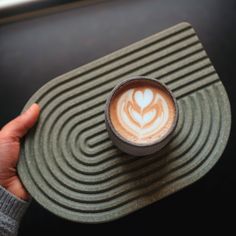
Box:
18;22;231;223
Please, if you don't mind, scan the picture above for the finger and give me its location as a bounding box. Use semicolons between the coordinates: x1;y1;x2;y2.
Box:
1;103;40;139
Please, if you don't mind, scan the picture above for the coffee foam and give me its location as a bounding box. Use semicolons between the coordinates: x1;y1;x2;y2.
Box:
109;81;176;144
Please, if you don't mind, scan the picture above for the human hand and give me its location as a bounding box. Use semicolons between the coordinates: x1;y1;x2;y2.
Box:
0;104;40;201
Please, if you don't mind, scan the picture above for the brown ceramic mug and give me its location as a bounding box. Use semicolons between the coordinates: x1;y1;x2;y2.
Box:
105;77;178;156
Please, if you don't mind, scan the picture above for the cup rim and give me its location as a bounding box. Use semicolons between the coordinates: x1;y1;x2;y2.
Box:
105;76;179;147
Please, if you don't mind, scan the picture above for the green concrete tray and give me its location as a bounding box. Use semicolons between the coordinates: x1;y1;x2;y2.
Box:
18;22;231;223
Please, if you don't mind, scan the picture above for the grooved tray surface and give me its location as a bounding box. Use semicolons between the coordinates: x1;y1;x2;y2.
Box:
18;22;231;223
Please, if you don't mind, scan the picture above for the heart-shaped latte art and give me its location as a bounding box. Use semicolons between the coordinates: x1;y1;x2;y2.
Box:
134;89;153;110
114;85;171;142
131;108;157;127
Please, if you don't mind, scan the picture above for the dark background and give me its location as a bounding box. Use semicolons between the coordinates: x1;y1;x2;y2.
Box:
0;0;235;234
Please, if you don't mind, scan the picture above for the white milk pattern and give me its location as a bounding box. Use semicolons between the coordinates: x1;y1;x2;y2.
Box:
116;88;169;139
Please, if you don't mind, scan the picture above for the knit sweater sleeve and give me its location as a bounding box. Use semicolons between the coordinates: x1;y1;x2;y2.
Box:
0;186;29;236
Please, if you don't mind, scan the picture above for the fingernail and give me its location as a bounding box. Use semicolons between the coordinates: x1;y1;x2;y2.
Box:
24;104;36;114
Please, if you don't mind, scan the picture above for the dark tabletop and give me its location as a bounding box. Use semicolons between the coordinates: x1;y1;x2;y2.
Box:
0;0;235;234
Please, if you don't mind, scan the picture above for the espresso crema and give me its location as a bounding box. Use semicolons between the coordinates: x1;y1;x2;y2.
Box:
109;81;176;144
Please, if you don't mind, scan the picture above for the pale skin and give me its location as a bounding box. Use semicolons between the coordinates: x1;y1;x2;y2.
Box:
0;104;40;201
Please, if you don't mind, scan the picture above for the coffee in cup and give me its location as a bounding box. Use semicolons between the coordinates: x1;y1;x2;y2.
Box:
105;77;178;156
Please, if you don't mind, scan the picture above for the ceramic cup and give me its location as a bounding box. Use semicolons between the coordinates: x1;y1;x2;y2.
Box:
105;77;178;156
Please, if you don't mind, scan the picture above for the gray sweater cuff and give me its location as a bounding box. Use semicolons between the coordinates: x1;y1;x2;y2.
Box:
0;186;29;221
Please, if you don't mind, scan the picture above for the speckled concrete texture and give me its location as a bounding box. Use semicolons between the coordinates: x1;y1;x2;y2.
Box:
17;22;231;223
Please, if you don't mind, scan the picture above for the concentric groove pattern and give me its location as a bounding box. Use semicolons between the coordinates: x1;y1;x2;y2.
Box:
18;22;231;223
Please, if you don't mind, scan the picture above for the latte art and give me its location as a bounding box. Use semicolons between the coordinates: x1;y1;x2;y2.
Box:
118;88;168;132
109;82;176;144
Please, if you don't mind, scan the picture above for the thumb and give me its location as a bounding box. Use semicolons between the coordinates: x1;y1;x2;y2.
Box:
1;103;40;139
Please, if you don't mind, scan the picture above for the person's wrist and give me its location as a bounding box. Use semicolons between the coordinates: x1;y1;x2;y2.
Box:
0;178;30;201
0;185;30;221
